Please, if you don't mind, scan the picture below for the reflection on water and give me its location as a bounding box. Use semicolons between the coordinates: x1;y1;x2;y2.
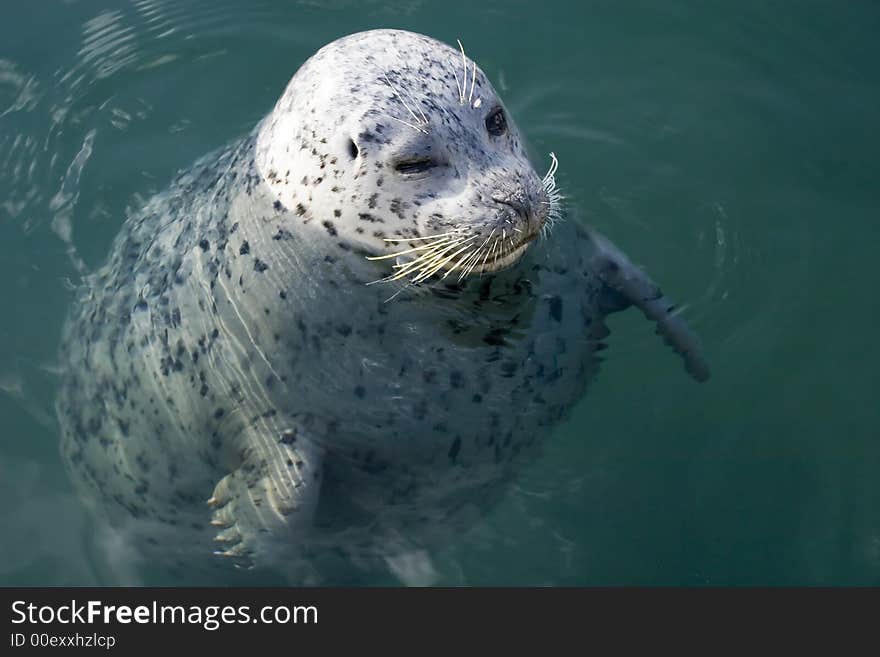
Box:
1;0;878;585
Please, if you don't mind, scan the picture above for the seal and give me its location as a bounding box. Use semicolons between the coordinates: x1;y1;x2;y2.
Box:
56;29;709;584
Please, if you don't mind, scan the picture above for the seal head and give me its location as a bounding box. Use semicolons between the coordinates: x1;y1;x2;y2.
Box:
256;29;554;282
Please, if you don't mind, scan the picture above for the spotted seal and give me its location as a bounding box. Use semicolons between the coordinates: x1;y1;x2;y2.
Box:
56;29;709;584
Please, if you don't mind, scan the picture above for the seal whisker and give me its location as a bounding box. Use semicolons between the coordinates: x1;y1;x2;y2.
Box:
393;69;430;126
367;252;434;285
387;245;455;266
476;227;498;275
408;234;476;274
489;235;502;268
458;239;485;270
452;45;464;103
382;72;427;129
442;246;477;281
468;247;486;276
366;238;453;261
457;228;495;280
390;249;449;274
401;235;471;263
456;39;469;104
373;236;473;283
542;151;559;183
540;152;564;239
402;85;430;126
386;248;452;278
389;55;430;125
458;242;487;280
414;100;429;127
383;230;464;242
413;239;477;283
382;283;412;303
390;235;473;283
368;236;464;285
386;115;429;135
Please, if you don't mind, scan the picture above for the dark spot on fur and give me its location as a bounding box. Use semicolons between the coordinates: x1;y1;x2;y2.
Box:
483;328;508;347
501;360;518;377
450;371;464;388
448;436;462;463
549;295;563;322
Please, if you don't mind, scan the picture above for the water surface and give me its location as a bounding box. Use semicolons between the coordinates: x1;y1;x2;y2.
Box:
1;0;878;585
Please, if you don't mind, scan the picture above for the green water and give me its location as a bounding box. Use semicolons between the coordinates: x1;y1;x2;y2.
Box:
1;0;877;585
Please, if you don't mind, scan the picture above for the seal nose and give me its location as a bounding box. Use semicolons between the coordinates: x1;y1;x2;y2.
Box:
491;193;527;216
491;192;540;235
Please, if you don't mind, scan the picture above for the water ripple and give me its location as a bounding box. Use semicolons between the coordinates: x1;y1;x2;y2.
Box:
0;0;306;268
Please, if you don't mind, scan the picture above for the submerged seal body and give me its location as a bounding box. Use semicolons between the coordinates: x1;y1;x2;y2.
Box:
56;29;708;583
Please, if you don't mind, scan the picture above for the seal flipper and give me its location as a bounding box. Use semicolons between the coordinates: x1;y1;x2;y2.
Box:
384;549;439;587
586;227;710;382
208;422;323;569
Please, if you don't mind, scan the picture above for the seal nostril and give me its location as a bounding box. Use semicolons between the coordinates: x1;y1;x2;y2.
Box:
347;139;359;160
493;196;528;219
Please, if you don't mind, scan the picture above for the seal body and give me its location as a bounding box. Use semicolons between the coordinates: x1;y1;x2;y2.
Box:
57;30;707;583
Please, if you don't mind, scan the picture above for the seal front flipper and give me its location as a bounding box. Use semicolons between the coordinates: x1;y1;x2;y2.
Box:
586;227;711;382
208;422;324;569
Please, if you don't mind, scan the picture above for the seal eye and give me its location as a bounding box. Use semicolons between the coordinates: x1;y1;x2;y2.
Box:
394;157;436;175
485;107;507;136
